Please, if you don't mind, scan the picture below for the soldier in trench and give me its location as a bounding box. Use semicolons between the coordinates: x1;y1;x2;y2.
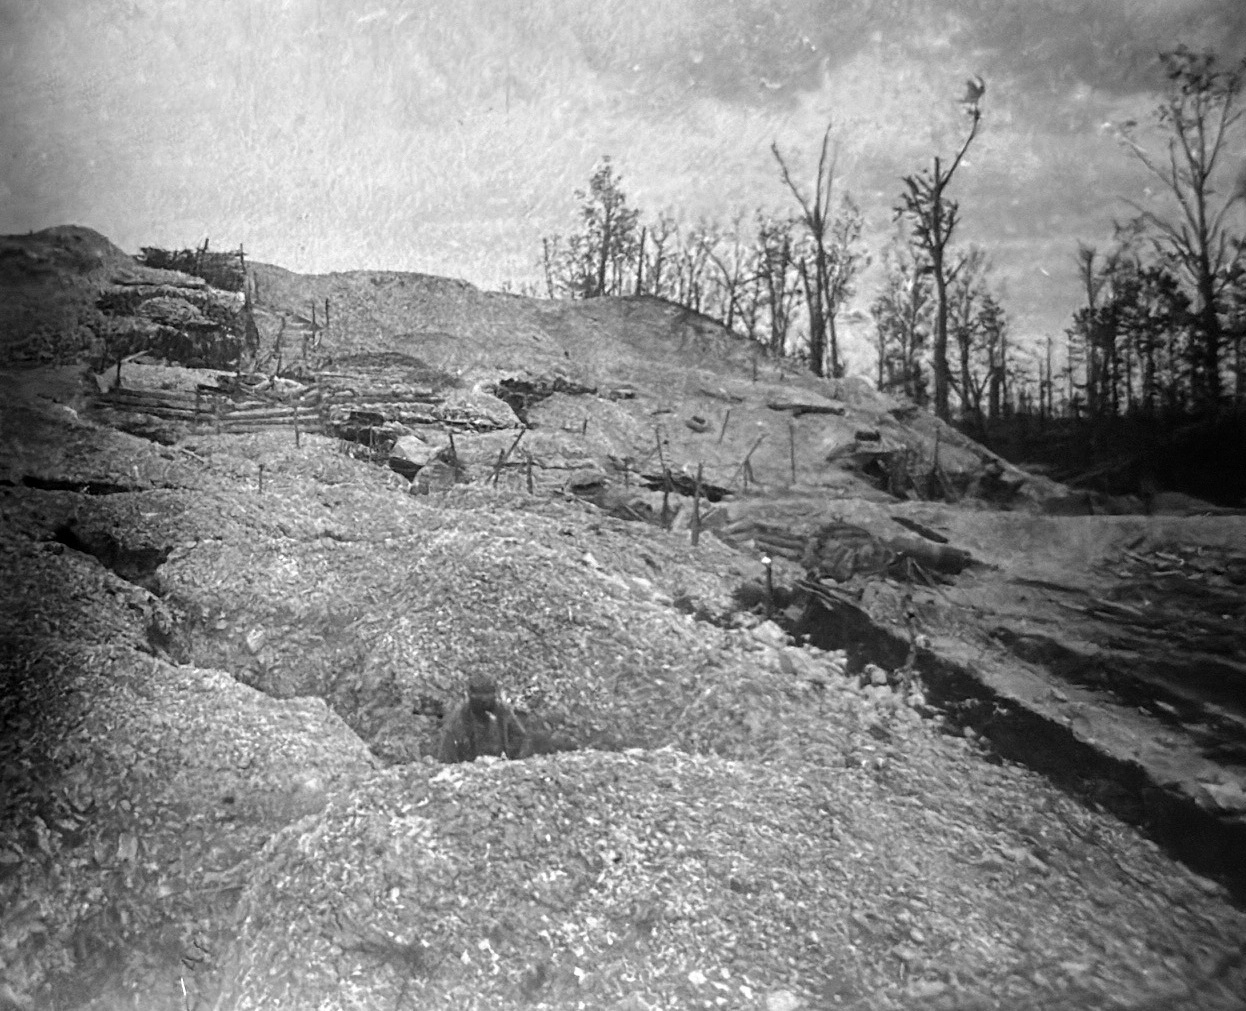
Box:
437;673;530;763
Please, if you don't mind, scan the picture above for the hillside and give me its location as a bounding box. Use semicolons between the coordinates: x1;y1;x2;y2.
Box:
1;227;1245;1009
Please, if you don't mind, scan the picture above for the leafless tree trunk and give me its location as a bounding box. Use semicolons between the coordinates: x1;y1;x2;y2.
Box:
1119;47;1246;410
896;98;983;419
772;122;864;378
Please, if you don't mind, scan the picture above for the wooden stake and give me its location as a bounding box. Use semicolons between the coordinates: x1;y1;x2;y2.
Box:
115;357;123;388
257;462;264;494
788;420;797;485
526;456;534;494
654;426;672;530
502;427;526;465
691;462;703;547
728;433;767;488
492;448;505;486
718;409;731;444
293;404;300;448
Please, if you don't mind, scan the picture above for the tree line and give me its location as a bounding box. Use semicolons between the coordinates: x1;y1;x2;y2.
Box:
538;136;867;383
537;46;1246;440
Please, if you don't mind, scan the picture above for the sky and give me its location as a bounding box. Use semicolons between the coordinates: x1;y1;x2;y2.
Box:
2;0;1244;375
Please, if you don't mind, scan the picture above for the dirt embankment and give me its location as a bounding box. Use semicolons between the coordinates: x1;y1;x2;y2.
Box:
1;227;1244;1010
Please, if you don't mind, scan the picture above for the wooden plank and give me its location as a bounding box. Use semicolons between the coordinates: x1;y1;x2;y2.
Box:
103;388;220;407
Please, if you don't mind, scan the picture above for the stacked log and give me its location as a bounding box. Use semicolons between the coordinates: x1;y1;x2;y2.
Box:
96;384;325;433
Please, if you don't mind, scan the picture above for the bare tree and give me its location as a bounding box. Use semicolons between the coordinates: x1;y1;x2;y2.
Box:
755;212;801;356
896;78;985;419
1118;47;1246;409
1069;235;1194;418
1072;242;1126;418
946;245;988;423
772;122;865;377
706;212;757;334
569;157;641;298
637;212;678;298
871;236;933;404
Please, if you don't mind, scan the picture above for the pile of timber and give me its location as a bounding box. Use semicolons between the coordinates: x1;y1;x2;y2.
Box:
94;363;519;443
96;383;325;434
318;374;446;429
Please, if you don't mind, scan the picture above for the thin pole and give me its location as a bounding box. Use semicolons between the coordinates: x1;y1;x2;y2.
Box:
691;462;703;547
788;421;797;485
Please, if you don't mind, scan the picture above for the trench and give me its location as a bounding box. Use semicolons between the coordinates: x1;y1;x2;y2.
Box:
53;521;172;595
490;376;596;425
150;595;582;768
13;475;143;495
789;595;1246;904
72;477;1240;900
150;557;1246;901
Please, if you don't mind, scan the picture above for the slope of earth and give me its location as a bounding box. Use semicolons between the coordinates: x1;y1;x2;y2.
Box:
242;257;1246;896
246;261;1044;503
3;360;1246;1011
713;495;1246;892
1;229;1244;1009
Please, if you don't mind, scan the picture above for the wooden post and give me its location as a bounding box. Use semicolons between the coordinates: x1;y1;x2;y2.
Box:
448;431;458;470
115;357;123;388
293;403;300;448
691;462;703;547
258;462;265;494
718;409;732;444
501;427;526;466
654;426;672;530
653;426;669;478
526;456;534;494
788;420;797;485
728;434;767;489
492;448;505;486
582;416;588;436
